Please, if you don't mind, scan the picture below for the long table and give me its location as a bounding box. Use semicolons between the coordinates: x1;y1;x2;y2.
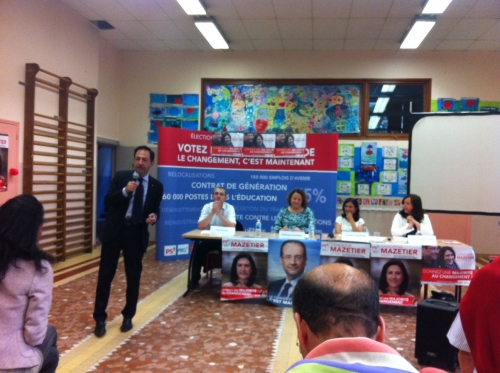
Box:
181;230;475;301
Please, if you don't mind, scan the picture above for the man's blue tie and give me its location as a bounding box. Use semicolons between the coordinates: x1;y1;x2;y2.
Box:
279;283;292;298
131;178;144;224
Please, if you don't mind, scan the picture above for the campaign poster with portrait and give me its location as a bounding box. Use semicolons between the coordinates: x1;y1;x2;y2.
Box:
0;134;8;192
320;240;371;274
267;238;321;307
371;243;422;306
221;237;268;301
420;244;475;286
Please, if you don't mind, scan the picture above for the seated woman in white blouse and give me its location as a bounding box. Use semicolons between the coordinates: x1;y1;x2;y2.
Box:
335;198;365;234
391;194;433;237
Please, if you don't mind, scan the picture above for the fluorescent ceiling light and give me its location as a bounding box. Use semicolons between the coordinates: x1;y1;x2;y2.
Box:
177;0;206;15
368;116;381;129
400;19;436;49
422;0;453;14
381;85;396;92
373;97;390;113
195;21;229;49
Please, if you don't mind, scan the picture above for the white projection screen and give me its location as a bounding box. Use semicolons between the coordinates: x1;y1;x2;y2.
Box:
409;113;500;215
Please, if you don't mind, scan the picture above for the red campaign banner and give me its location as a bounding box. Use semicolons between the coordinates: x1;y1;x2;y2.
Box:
221;287;267;301
157;127;338;172
421;268;474;285
379;294;418;306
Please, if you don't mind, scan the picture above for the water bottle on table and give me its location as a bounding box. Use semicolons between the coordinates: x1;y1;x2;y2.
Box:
255;219;262;237
308;220;315;239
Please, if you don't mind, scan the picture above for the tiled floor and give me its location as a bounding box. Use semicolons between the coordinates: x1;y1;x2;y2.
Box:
53;247;489;372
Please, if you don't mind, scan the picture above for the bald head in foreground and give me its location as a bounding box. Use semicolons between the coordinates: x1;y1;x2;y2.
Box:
287;263;446;373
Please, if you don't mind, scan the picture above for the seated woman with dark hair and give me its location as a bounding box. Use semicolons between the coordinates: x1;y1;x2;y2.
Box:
0;195;59;373
335;198;365;234
222;253;261;288
378;260;412;297
391;194;433;237
438;246;460;269
273;188;315;232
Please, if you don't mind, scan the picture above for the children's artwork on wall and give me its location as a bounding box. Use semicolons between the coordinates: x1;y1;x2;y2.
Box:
383;146;398;158
338;157;354;169
356;183;370;195
361;142;377;165
337;141;407;209
148;93;200;143
202;80;361;134
399;148;408;170
381;171;397;183
373;183;392;196
339;144;354;157
398;171;408;195
383;158;397;170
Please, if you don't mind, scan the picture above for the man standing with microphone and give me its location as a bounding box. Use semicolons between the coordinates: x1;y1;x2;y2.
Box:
93;146;164;337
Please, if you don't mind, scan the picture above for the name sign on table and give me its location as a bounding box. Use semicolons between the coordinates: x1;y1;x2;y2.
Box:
408;235;437;246
209;226;235;236
221;238;268;301
341;231;370;242
371;243;422;306
278;230;307;239
320;241;371;274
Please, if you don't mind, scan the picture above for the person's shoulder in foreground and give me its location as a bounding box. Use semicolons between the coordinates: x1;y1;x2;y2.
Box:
286;262;447;373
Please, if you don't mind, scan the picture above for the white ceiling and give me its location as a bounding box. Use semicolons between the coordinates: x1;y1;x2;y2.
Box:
59;0;500;51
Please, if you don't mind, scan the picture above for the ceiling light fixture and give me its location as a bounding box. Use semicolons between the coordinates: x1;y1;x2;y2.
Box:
195;20;229;49
422;0;453;14
381;85;396;92
177;0;206;15
400;17;436;49
373;97;390;113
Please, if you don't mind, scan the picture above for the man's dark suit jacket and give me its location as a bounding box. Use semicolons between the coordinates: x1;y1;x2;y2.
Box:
268;278;287;298
100;170;164;252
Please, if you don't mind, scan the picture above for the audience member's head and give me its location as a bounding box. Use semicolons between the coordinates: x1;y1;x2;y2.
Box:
292;263;383;357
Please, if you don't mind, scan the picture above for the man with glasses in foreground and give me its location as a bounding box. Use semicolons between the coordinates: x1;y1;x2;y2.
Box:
191;186;236;289
268;240;308;301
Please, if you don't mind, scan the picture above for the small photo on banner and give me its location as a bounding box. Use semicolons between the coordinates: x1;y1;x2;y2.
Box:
242;134;276;157
420;244;475;286
211;132;243;156
274;134;308;157
221;237;269;301
371;243;422;307
320;241;371;274
267;238;321;307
